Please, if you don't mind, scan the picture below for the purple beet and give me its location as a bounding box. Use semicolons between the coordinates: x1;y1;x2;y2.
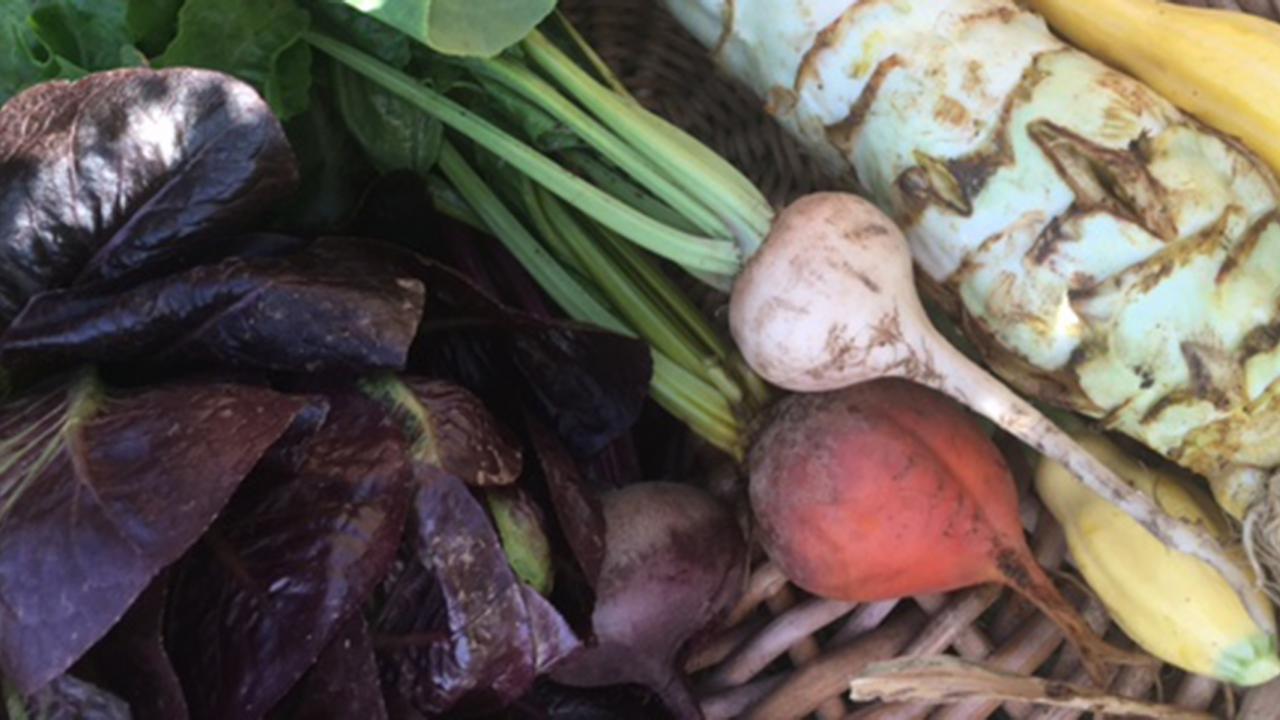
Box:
551;481;746;719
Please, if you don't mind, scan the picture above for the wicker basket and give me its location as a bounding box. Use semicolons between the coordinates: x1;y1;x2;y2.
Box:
560;2;1280;718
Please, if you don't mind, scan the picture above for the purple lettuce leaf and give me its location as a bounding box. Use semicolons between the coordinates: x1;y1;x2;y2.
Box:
269;613;388;720
361;375;522;488
1;241;426;377
165;391;413;720
13;674;132;720
86;575;189;720
372;474;579;718
0;68;297;324
0;372;306;694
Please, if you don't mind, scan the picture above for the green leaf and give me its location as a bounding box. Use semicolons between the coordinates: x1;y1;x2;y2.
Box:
126;0;182;56
272;77;376;232
306;0;410;67
342;0;555;58
266;37;312;117
487;487;554;596
332;64;441;175
427;0;555;57
28;0;141;74
157;0;312;119
1;0;142;105
1;6;48;104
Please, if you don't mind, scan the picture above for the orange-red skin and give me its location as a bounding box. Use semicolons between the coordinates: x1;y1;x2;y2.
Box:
749;379;1026;601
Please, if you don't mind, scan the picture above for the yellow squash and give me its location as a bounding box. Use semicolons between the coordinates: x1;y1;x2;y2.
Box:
1036;431;1280;685
1027;0;1280;180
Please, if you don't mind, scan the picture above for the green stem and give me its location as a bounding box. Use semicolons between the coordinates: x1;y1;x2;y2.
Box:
438;141;742;455
306;32;741;276
514;175;592;276
552;11;632;98
652;353;742;458
536;187;707;376
596;224;729;362
425;175;487;230
438;141;626;335
561;150;700;235
522;30;775;254
470;57;732;240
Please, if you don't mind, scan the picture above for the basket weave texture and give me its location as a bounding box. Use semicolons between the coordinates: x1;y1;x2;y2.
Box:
561;1;1280;718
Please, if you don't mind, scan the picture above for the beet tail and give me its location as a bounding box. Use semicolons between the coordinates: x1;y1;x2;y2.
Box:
996;546;1155;685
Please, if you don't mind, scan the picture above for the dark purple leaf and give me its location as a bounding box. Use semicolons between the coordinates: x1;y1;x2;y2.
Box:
373;474;579;718
271;614;388;720
308;238;647;454
208;233;310;260
502;681;671;720
349;180;549;316
363;375;521;487
399;254;650;457
521;585;580;676
1;242;426;376
17;675;132;720
166;391;413;720
0;68;297;324
583;434;645;493
345;173;443;260
507;325;650;457
0;372;305;695
88;576;190;720
526;418;605;589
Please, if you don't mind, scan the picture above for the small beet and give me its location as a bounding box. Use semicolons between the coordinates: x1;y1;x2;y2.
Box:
749;379;1145;683
551;481;746;719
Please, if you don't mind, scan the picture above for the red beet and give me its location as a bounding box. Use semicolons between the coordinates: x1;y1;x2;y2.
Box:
551;481;746;719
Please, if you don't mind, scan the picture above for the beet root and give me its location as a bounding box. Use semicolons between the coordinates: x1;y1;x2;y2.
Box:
550;481;747;718
749;379;1148;683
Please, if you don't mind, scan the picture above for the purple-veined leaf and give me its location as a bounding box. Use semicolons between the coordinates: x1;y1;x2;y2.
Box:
0;371;306;694
166;391;413;720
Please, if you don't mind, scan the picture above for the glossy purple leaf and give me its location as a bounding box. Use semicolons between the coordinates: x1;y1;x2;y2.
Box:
522;585;581;675
88;576;190;720
504;681;669;720
373;474;579;718
362;375;522;487
526;418;605;589
347;242;651;457
0;68;297;324
271;614;388;720
0;372;305;695
506;325;649;458
16;675;132;720
165;391;412;720
1;242;426;376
